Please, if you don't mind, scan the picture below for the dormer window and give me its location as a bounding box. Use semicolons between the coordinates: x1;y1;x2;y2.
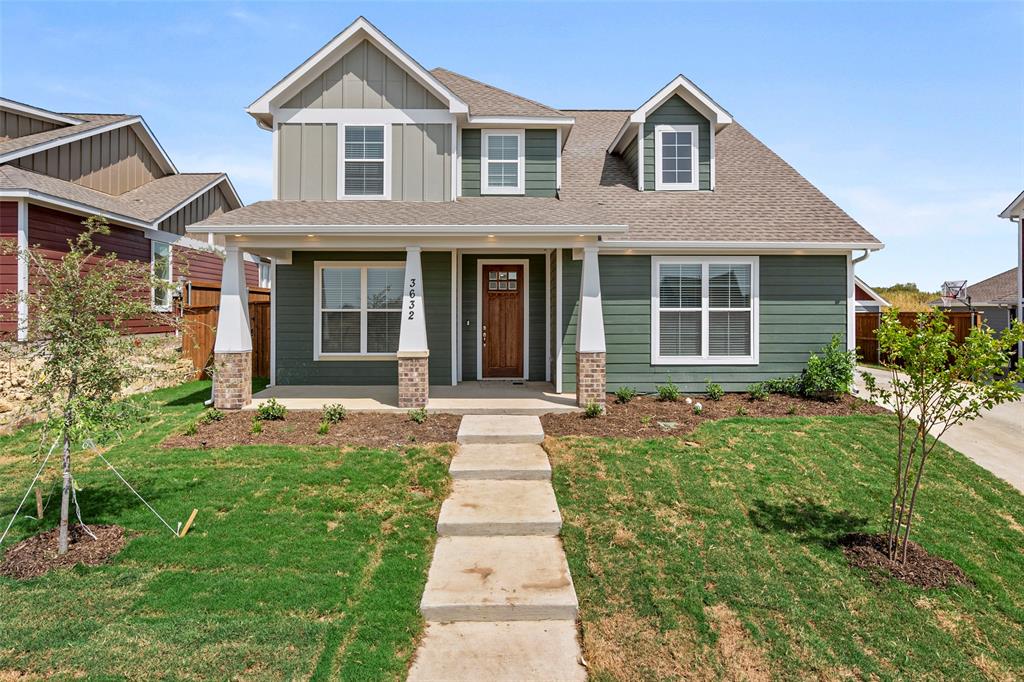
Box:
655;124;699;191
482;129;525;195
342;125;387;198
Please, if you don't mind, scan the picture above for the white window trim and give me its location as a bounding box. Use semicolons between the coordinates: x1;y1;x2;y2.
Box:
651;256;759;365
313;261;404;360
338;124;392;200
151;241;173;312
654;124;699;191
481;129;525;195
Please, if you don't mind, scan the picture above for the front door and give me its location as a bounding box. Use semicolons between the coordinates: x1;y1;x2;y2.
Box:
482;264;524;378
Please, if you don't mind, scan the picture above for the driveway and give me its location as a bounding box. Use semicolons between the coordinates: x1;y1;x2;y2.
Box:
855;366;1024;493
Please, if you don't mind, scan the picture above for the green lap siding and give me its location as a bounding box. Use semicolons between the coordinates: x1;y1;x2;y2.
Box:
562;253;848;393
275;251;451;386
461;129;557;197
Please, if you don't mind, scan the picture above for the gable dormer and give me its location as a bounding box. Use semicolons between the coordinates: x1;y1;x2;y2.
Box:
609;75;732;192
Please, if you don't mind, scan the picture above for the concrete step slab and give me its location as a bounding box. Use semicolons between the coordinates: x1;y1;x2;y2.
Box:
420;536;578;621
437;480;561;536
456;415;544;445
408;620;587;682
450;443;551;480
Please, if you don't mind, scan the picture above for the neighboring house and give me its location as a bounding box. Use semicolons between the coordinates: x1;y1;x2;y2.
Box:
854;277;890;314
999;190;1024;356
932;268;1018;334
0;97;249;339
192;16;883;410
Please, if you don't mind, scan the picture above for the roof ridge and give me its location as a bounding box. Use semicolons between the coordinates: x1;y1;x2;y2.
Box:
431;67;565;116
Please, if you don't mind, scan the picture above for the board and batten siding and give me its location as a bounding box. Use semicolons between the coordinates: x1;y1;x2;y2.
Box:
461;129;557;197
391;124;452;201
643;95;711;191
283;40;446;110
1;111;63;141
275;251;452;386
278;123;338;201
561;253;848;392
158;183;232;235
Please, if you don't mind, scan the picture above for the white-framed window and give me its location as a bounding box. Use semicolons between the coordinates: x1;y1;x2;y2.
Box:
651;256;758;365
258;261;271;289
654;124;699;191
341;125;387;198
151;241;173;311
314;262;404;359
481;129;525;195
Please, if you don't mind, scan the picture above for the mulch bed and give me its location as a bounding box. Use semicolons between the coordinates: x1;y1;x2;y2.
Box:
840;533;973;589
541;392;885;438
1;524;127;580
163;410;462;450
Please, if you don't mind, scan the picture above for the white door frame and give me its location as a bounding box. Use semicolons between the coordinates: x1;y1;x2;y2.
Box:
476;258;530;380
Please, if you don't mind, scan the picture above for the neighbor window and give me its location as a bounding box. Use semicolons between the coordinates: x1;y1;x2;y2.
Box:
654;124;699;191
482;129;524;194
151;241;172;311
317;263;403;357
652;257;757;364
343;125;386;197
258;261;271;288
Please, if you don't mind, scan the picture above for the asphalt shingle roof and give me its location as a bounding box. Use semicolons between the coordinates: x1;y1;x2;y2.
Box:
430;68;568;119
965;268;1018;305
0;114;135;157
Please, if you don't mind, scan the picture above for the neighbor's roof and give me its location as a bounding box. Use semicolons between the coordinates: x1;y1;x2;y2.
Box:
0;113;135;158
965;268;1018;305
430;68;568;119
999;189;1024;219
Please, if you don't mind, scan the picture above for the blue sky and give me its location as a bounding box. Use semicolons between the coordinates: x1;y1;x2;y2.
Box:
2;1;1022;291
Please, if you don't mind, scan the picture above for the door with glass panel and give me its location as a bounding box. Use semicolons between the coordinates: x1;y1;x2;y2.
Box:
482;264;524;378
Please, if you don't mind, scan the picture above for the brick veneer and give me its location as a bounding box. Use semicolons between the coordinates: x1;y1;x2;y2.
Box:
214;351;252;409
398;355;429;408
576;351;606;409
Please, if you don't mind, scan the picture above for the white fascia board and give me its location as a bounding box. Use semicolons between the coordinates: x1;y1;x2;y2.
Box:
274;108;455;125
0;98;84;125
598;239;886;252
133;118;178;174
192;223;627;236
853;276;891;307
149;175;242;226
246;16;468;117
998;189;1024;219
466;115;576;126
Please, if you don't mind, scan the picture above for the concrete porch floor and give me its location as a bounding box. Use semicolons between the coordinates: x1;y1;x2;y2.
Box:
247;381;579;415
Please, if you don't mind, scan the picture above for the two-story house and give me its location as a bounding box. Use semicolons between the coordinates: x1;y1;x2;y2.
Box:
194;16;883;410
999;189;1023;361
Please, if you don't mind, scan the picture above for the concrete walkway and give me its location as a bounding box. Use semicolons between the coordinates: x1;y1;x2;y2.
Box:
408;415;587;681
856;366;1024;493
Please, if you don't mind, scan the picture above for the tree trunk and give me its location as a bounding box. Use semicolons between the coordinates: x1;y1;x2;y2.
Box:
58;418;72;555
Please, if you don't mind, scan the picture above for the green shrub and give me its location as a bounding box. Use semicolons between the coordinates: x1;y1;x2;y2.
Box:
655;379;680;402
317;420;330;435
256;398;287;421
183;421;198;436
197;408;224;425
584;401;604;418
704;380;724;401
250;417;263;435
787;405;798;415
408;407;428;424
736;406;748;416
760;376;803;397
614;386;638;404
640;415;653;427
747;382;769;401
801;334;857;401
322;403;348;424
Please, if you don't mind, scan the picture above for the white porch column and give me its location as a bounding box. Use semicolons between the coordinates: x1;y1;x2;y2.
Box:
16;199;28;342
575;246;606;408
398;246;429;408
212;245;252;409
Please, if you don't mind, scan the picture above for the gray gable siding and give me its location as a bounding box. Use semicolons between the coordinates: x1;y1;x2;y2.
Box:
461;129;557;197
158;183;232;235
643;95;711;191
562;253;848;392
391;123;452;201
278;123;338;201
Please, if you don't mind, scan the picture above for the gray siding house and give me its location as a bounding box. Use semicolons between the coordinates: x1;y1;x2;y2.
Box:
193;16;883;410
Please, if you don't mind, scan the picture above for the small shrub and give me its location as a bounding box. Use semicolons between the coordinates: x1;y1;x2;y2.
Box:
250;417;263;435
584;401;604;418
736;406;748;416
197;408;224;425
317;420;330;435
640;415;653;427
408;407;428;424
614;386;637;404
787;405;798;415
655;378;680;402
256;398;287;421
801;334;857;401
747;382;769;401
183;421;198;436
692;402;704;415
322;403;348;424
760;376;803;397
704;380;724;401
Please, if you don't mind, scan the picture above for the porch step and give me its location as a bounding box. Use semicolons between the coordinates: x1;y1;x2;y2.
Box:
437;480;561;536
419;535;578;621
449;443;551;480
407;620;587;682
456;415;544;445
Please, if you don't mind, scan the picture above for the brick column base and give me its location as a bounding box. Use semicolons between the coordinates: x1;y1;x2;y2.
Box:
398;354;429;409
213;351;252;409
576;351;606;409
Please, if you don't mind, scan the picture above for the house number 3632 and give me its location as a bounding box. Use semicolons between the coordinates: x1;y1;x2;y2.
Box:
407;278;417;320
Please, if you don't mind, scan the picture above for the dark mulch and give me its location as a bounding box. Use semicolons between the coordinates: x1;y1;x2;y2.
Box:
163;410;461;450
1;524;127;580
840;533;973;589
541;392;885;438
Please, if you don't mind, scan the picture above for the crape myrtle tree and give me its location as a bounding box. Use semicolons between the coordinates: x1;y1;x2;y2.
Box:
862;308;1024;563
0;216;183;554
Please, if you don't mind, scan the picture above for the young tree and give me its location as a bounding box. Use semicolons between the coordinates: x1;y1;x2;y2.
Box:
1;217;181;554
861;309;1024;563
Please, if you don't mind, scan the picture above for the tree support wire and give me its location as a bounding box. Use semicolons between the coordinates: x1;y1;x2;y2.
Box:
0;437;59;547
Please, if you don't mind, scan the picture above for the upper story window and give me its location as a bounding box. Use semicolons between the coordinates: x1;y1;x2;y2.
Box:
482;129;525;195
151;241;172;311
343;125;387;198
654;124;699;191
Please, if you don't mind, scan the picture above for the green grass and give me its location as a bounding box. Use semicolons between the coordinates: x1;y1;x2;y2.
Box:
0;381;450;680
548;415;1024;681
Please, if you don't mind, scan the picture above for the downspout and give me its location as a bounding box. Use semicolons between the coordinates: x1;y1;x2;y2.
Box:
852;249;872;265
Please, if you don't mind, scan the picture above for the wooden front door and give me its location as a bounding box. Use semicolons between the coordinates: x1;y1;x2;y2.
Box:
482;264;524;378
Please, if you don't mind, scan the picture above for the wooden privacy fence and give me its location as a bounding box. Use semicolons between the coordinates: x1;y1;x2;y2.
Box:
855;310;982;365
181;280;270;379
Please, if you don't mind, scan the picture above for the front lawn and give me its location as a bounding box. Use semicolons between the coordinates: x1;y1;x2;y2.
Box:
0;381;450;680
548;415;1024;681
